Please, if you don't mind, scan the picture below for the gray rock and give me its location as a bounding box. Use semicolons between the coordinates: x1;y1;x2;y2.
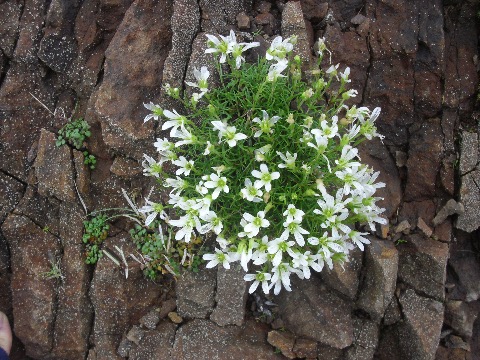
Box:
444;300;478;338
383;297;402;326
321;247;363;300
129;322;177;360
162;0;201;91
398;289;444;360
281;1;311;63
395;220;411;234
456;169;480;232
276;276;353;349
351;14;367;25
433;199;464;226
210;263;248;326
397;234;448;301
176;268;216;318
459;132;478;175
357;238;398;321
417;217;433;237
172;319;284;360
395;150;408;167
34;129;76;203
345;318;379;360
139;309;162;330
199;0;252;34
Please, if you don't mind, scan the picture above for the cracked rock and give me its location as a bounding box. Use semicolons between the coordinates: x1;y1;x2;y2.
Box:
176;268;216;319
281;1;311;63
433;199;464;226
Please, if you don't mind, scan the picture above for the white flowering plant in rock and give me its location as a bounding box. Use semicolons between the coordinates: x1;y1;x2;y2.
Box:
142;30;386;295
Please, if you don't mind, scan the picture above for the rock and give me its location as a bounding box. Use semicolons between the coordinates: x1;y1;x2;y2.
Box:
255;1;272;14
276;276;353;349
168;311;183;324
456;169;480;232
236;12;251;30
34;129;77;203
404;118;444;201
281;1;311;64
395;151;408;167
38;33;77;73
444;301;478;338
110;156;142;177
0;172;25;223
376;221;389;239
316;344;343;360
395;220;411;234
158;298;177;319
458;132;477;175
199;0;252;34
320;247;362;300
139;309;162;330
397;234;449;301
300;0;328;22
0;1;23;58
293;337;317;359
350;14;367;25
345;318;379;360
444;335;470;351
116;336;132;358
52;203;92;360
1;214;61;358
357;238;399;321
176;268;216;319
433;199;464;226
255;12;276;27
91;0;173;160
210;263;248;326
448;232;480;301
417;217;433;237
358;138;402;219
383;297;402;326
173;319;284;360
128;322;177;360
89;234;162;359
126;325;145;345
398;289;444;360
267;330;296;359
162;0;201;91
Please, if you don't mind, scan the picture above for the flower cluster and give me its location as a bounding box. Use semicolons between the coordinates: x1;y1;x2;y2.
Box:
141;32;386;295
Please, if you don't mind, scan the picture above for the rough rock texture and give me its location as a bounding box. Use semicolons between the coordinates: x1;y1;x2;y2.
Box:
357;238;399;322
276;277;353;349
398;234;449;301
0;0;479;359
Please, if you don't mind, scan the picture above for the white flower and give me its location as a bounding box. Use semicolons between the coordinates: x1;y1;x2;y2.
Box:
316;37;331;61
204;173;229;199
360;107;384;140
326;63;339;79
277;151;297;169
313;189;351;228
251;164;280;192
139;200;167;226
335;165;367;195
173;156;194;176
267;59;288;82
162;109;188;136
185;66;210;92
170;213;201;243
281;218;309;246
251;235;269;265
340;67;351;83
203;141;214;155
266;36;295;62
283;204;305;222
342;89;358;100
349;230;370;251
315;115;339;138
205;30;237;63
143;102;163;123
236;238;256;271
142;154;163;178
203;248;233;269
164;176;188;195
154;137;175;155
231;41;260;69
172;127;197;147
307;130;328;153
302;88;314;99
270;263;294;295
335;145;361;168
244;271;272;294
252;110;280;138
254;144;272;162
267;237;295;267
240;178;263;202
211;121;247;147
240;211;270;238
199;211;223;235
